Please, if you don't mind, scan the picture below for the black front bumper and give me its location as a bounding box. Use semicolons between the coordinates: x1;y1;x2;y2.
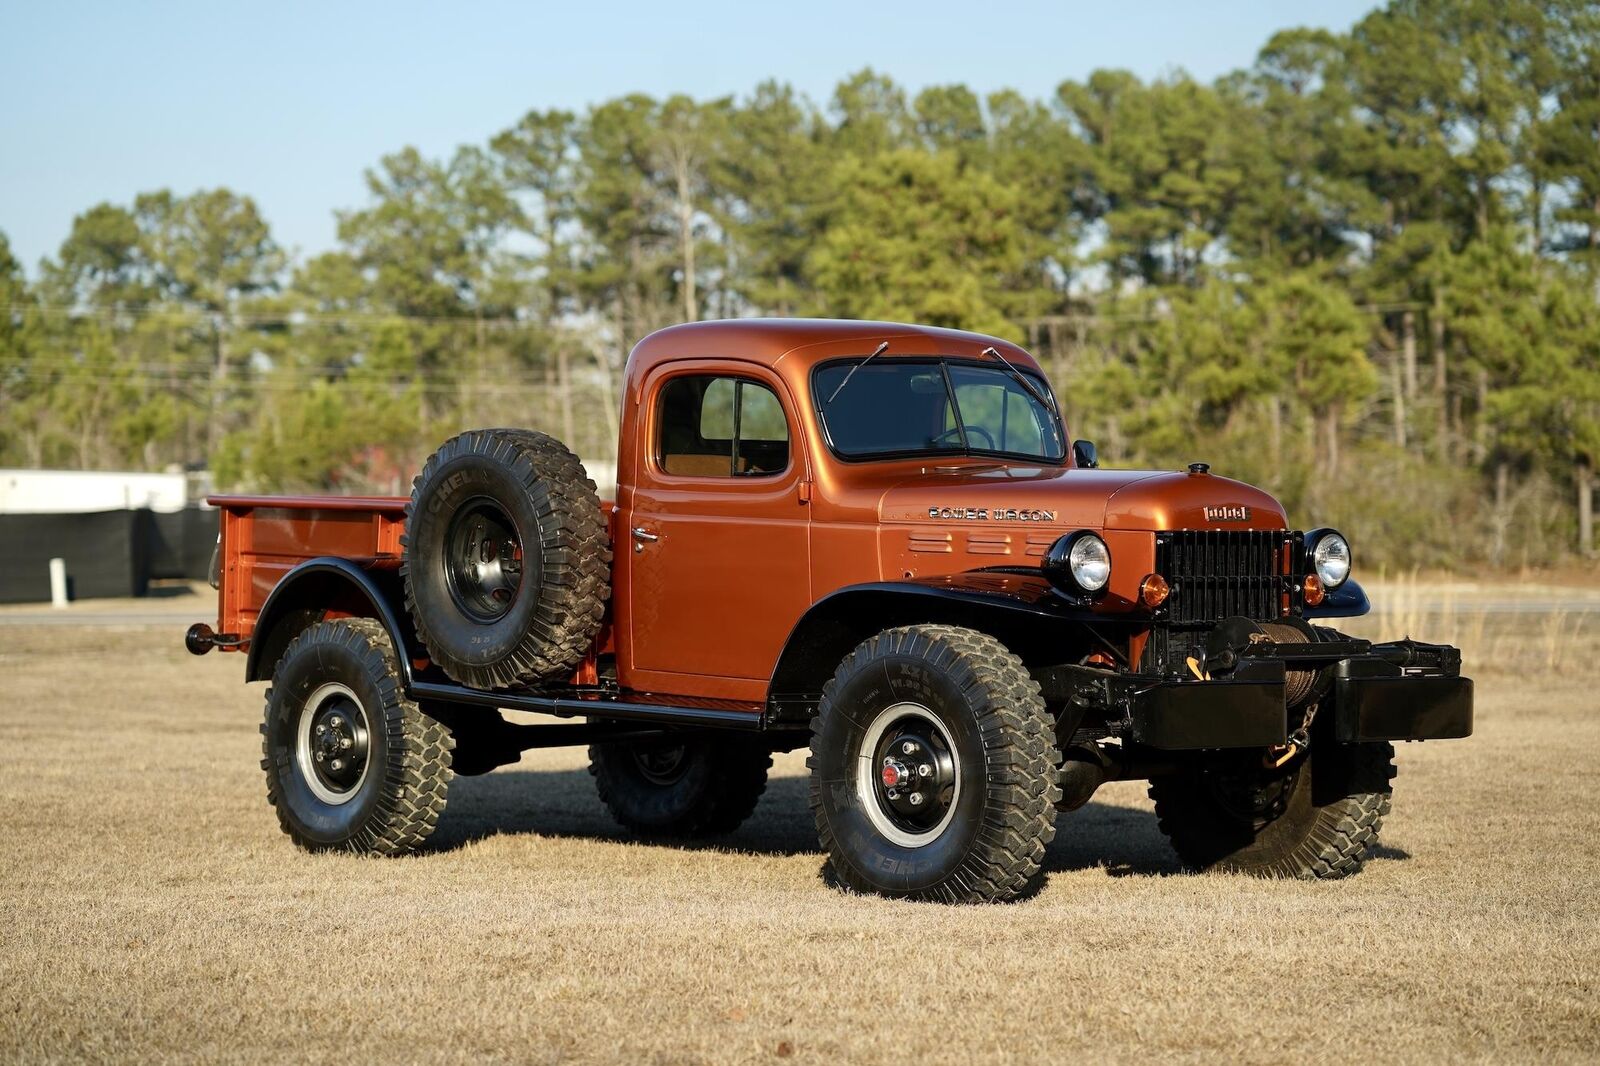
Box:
1129;669;1473;750
1044;638;1473;751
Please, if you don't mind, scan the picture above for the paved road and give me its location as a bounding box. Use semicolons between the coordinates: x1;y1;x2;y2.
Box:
1368;598;1600;614
0;610;200;627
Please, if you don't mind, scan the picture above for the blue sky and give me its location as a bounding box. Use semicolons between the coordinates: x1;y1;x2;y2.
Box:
1;1;1379;272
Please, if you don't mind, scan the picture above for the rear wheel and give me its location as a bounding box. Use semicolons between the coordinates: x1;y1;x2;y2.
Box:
808;625;1060;903
588;734;771;837
1148;741;1396;879
261;619;454;854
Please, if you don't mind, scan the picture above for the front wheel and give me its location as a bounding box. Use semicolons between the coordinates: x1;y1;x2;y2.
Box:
1148;741;1397;879
808;625;1060;903
261;619;454;854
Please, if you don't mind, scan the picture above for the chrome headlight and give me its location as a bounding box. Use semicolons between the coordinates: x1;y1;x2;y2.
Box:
1045;531;1111;595
1308;529;1351;589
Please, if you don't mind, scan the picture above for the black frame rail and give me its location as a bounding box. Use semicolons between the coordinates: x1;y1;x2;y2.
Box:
407;679;775;731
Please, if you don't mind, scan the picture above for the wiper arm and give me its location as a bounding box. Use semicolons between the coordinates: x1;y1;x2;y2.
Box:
825;341;890;405
981;345;1057;414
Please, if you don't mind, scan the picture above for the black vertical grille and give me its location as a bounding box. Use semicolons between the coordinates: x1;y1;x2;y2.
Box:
1156;530;1295;624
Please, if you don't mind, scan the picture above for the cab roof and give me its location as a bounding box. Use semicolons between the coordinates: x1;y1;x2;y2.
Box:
625;318;1041;383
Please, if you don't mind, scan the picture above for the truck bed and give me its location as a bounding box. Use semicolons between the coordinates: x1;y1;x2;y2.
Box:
210;493;621;649
210;494;411;645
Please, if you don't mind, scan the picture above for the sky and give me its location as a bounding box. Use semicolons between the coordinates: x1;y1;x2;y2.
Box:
0;0;1380;273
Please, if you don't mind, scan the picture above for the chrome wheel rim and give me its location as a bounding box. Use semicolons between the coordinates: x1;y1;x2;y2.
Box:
295;682;372;805
856;702;961;847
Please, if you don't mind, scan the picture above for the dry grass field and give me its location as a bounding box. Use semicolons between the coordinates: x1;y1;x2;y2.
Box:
2;585;1597;1064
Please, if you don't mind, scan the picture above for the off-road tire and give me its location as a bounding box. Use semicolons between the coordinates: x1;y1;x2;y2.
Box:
261;619;454;854
402;428;610;690
808;625;1060;903
1148;741;1397;879
588;735;772;837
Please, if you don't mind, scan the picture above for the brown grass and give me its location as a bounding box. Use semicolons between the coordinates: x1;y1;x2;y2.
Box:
1;602;1598;1064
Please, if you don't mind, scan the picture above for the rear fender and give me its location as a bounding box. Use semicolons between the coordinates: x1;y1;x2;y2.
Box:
245;558;415;682
767;573;1121;708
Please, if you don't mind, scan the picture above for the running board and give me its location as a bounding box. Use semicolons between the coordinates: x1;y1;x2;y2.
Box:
407;680;769;731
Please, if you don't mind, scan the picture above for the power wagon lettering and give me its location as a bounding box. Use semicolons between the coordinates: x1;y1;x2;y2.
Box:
927;507;1059;522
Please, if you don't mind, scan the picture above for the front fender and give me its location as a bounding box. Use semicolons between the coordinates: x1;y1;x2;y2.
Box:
1304;578;1370;619
245;558;416;682
767;572;1122;706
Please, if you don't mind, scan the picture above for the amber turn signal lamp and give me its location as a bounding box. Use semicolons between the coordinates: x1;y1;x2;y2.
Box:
1303;573;1326;607
1139;573;1170;608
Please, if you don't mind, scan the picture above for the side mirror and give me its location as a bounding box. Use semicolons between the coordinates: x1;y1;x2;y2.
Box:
1072;439;1099;469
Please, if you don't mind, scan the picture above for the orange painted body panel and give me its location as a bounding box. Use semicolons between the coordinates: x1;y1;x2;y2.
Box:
211;495;410;641
210;495;619;664
618;358;812;702
211;318;1297;702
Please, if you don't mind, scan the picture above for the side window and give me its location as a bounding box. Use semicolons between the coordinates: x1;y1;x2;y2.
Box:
658;375;790;478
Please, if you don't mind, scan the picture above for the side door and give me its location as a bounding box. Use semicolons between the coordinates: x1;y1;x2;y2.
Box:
619;360;811;702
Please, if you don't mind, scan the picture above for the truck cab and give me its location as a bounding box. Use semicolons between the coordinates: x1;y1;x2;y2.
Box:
192;318;1472;903
615;318;1091;701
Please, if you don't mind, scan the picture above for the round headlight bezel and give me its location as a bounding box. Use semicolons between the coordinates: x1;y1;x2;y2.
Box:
1044;530;1112;597
1307;528;1351;590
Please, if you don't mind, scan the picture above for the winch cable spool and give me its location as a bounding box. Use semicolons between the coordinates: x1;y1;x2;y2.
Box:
1204;616;1323;710
1255;621;1320;708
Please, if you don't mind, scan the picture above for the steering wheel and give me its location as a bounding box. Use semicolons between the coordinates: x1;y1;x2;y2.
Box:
931;426;996;450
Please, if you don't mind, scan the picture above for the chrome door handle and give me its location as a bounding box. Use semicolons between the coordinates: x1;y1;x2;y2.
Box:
631;527;659;552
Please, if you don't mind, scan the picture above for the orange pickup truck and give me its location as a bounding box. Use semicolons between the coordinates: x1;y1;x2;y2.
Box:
190;318;1471;902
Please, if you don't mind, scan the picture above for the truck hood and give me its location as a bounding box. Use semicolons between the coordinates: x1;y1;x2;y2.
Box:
878;464;1288;531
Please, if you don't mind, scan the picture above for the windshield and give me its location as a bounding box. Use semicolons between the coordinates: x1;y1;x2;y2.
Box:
814;358;1066;462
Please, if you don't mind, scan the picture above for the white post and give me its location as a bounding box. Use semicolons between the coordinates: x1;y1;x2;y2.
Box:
49;558;68;608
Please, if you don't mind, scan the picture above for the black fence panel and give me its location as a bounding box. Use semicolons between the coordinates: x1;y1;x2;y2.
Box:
0;507;217;603
0;510;148;603
146;508;217;582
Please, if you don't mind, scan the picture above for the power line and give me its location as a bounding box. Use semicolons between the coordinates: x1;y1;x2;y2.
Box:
4;303;560;325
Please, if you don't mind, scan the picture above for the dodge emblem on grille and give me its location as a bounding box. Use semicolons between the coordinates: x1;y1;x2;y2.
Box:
1203;505;1251;522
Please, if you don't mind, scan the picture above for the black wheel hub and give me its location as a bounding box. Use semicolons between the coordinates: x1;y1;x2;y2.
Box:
631;744;690;786
444;498;525;623
1206;761;1301;828
309;696;370;795
871;725;956;834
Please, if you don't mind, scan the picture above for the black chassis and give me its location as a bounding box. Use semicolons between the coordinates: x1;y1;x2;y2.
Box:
212;558;1471;770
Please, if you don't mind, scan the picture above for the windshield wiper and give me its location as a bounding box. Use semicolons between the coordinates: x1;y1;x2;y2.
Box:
825;341;890;405
981;345;1058;414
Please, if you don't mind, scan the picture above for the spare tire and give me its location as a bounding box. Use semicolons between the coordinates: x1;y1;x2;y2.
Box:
401;429;610;690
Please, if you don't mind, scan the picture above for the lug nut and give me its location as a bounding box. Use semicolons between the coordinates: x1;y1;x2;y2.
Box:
315;723;326;736
314;752;325;762
329;716;343;729
901;741;916;755
330;758;345;771
919;764;932;777
908;792;924;806
340;737;352;749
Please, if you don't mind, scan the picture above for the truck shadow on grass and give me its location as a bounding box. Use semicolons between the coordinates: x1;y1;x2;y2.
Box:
429;768;1222;879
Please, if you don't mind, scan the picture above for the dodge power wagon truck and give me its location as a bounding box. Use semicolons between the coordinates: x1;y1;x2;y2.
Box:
189;318;1472;902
